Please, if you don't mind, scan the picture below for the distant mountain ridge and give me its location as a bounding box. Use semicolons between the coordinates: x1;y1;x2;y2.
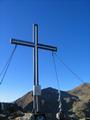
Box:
15;83;90;119
68;83;90;101
0;83;90;120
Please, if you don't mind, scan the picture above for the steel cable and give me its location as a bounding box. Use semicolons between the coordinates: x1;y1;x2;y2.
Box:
0;45;17;85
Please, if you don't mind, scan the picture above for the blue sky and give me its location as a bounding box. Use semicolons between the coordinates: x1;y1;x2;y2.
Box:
0;0;89;102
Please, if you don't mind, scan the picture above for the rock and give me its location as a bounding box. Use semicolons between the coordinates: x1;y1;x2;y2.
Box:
14;113;32;120
0;114;8;120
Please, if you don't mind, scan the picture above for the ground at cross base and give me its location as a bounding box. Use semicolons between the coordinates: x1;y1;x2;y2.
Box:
0;83;90;120
14;113;89;120
0;112;88;120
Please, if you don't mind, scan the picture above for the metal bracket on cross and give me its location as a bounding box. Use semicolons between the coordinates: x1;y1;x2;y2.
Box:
33;85;41;96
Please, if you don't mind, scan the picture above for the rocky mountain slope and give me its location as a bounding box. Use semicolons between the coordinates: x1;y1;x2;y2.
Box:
15;83;90;119
0;83;90;120
68;83;90;119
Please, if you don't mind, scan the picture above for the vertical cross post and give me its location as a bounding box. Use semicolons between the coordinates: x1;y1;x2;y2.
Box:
33;24;40;113
33;24;39;85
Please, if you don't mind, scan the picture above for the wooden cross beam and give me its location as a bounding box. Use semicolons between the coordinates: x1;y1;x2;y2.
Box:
11;24;57;113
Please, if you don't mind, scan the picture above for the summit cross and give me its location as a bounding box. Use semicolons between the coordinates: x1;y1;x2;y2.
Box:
11;24;57;113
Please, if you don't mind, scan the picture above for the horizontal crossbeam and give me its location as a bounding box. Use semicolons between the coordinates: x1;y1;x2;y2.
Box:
38;43;57;51
11;38;57;52
11;39;35;47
